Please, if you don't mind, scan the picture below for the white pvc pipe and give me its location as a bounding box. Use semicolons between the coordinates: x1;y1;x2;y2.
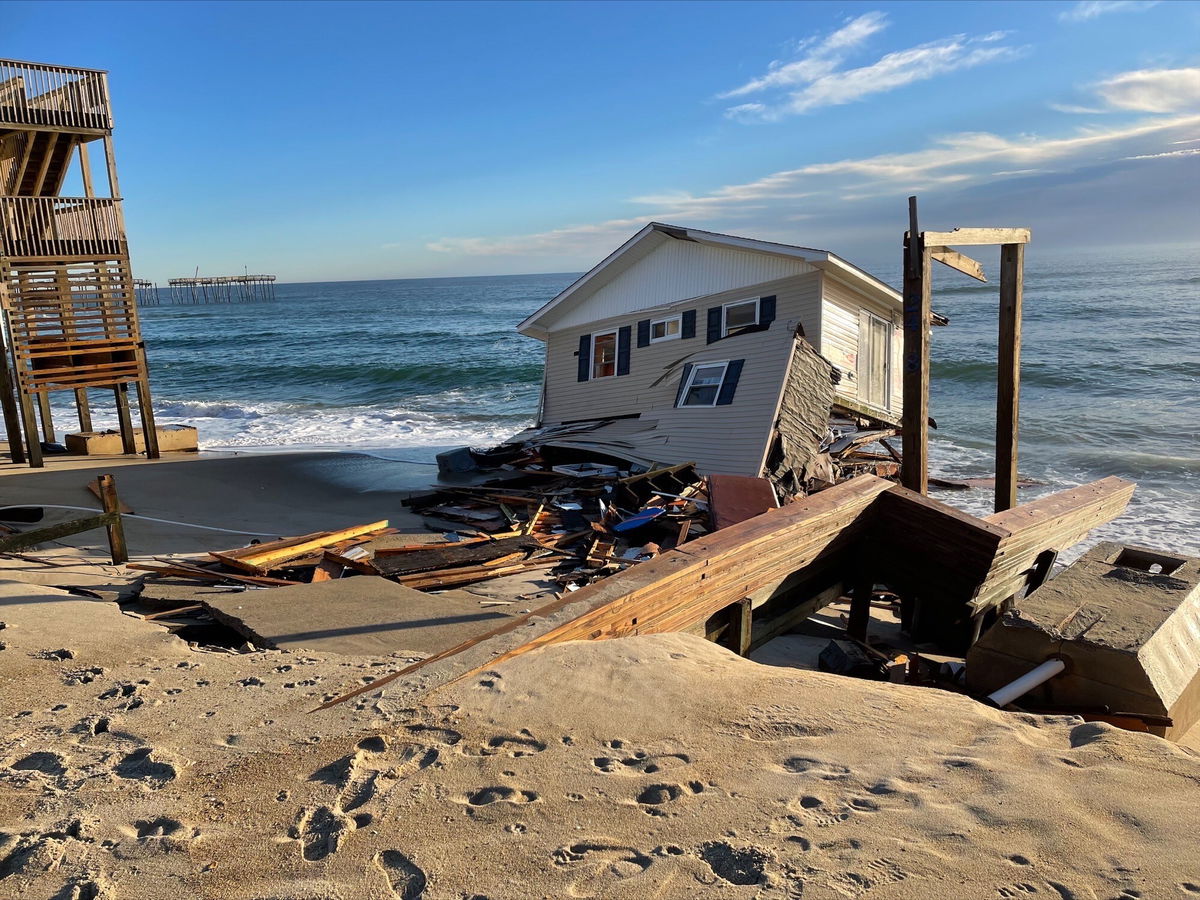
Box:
987;658;1067;708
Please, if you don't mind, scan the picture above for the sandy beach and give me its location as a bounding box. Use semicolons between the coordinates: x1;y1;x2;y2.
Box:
0;450;1196;898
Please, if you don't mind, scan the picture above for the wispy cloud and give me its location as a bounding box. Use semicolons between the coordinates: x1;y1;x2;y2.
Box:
1096;67;1200;113
1124;147;1200;160
720;14;1022;121
428;111;1200;256
1059;1;1159;24
719;12;887;99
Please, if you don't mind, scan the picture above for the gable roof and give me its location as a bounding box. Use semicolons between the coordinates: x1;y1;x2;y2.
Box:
518;222;901;338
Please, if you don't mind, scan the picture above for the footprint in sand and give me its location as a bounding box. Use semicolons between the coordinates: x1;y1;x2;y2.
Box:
634;781;706;816
477;730;547;758
823;858;909;897
592;745;691;776
696;841;769;887
403;724;461;746
553;842;653;898
9;751;68;777
375;849;427;899
460;786;539;806
292;805;352;862
113;748;176;787
780;757;852;780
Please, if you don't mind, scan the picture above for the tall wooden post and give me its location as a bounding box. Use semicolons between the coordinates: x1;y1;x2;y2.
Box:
901;197;930;494
995;243;1024;512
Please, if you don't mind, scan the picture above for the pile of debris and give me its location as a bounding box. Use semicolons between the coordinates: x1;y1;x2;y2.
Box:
131;463;780;602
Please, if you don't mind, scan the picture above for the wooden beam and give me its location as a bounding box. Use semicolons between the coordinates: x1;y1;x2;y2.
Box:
901;196;930;494
995;243;1024;512
211;520;390;573
30;132;58;196
77;140;94;198
97;473;127;564
923;228;1031;246
0;513;116;553
927;245;987;283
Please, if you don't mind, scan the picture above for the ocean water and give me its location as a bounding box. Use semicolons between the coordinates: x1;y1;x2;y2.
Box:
65;248;1198;556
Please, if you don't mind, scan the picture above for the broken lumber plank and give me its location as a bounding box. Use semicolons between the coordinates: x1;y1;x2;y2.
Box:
130;561;300;587
397;559;559;590
927;245;987;282
370;535;537;578
212;521;389;573
923;227;1030;246
87;478;134;514
211;530;330;561
322;550;379;576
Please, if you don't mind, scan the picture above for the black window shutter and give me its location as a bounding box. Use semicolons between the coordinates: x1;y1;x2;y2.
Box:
706;307;722;344
577;334;590;382
674;363;695;407
716;359;745;405
759;295;776;327
616;326;632;376
681;309;696;339
636;319;651;348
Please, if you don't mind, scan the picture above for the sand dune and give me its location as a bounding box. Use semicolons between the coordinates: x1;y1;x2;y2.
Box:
2;582;1199;899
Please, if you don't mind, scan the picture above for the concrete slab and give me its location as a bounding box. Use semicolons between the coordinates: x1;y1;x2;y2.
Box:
201;575;517;657
967;542;1200;739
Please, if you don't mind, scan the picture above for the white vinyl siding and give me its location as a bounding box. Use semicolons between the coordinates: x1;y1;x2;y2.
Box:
548;237;814;330
539;272;821;474
820;273;902;413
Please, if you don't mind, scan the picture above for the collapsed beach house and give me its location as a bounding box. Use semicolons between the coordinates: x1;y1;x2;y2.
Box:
501;222;908;494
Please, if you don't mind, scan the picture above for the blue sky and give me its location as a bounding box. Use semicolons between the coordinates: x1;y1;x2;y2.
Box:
5;0;1199;282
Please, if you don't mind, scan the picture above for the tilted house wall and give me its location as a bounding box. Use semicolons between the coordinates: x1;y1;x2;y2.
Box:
517;224;903;477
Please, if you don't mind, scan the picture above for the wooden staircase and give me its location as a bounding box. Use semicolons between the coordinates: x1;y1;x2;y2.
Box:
0;57;157;468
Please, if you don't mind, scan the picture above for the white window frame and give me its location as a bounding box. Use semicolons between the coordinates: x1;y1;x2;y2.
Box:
649;314;682;344
678;360;729;408
721;297;760;337
591;329;618;380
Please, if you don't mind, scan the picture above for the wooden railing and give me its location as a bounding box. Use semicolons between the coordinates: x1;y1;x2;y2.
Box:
0;59;111;131
0;196;126;258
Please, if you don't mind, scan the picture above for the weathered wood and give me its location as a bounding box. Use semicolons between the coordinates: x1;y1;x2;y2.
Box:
995;242;1024;512
211;520;389;573
847;561;873;642
0;513;114;553
707;474;778;531
923;227;1031;246
733;597;753;657
86;477;133;513
901;197;930;493
928;245;987;282
96;473;127;564
371;535;535;577
113;383;136;454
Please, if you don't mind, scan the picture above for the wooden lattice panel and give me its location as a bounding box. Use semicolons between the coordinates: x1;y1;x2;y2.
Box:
3;258;146;393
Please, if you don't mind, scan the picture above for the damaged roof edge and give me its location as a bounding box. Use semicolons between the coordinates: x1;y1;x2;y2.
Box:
517;222;901;339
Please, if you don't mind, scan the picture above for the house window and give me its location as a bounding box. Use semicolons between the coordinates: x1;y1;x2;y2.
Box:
591;331;617;379
722;298;759;336
679;361;729;407
650;315;681;343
